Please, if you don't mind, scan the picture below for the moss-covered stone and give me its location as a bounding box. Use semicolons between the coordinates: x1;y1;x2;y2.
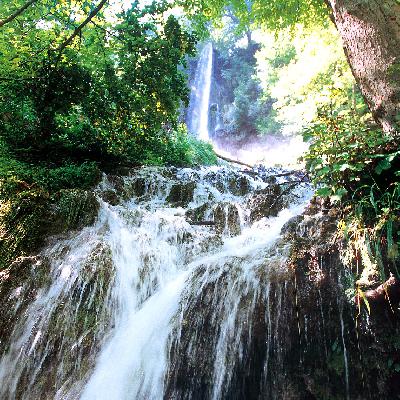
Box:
0;189;50;269
49;189;99;232
166;182;196;207
0;188;99;270
247;184;284;222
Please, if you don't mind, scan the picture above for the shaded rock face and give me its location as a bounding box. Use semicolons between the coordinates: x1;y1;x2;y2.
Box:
0;238;115;400
166;182;196;207
279;202;400;400
0;256;51;355
165;198;400;400
247;185;283;222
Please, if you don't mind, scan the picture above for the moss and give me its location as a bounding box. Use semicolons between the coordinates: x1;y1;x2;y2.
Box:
0;189;50;269
0;187;99;270
49;189;99;232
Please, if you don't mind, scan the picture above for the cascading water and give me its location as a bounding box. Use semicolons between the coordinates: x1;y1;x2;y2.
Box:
187;43;213;141
0;165;314;399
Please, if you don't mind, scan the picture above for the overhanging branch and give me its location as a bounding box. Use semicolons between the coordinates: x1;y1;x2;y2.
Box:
0;0;37;28
54;0;109;64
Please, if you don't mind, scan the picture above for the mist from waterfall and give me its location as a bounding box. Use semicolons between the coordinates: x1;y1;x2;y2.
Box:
187;43;213;141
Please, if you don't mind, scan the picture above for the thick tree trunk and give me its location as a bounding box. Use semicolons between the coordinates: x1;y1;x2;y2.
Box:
326;0;400;134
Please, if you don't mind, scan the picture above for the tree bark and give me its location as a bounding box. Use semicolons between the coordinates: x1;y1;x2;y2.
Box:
325;0;400;134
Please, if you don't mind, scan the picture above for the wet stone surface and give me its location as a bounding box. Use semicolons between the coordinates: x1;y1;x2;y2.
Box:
0;165;315;400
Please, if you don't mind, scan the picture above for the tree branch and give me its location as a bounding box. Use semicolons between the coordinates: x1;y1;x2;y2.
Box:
54;0;109;64
214;151;253;169
0;0;37;28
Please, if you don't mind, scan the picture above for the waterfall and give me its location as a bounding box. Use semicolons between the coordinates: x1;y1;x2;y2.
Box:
0;166;314;399
187;43;213;141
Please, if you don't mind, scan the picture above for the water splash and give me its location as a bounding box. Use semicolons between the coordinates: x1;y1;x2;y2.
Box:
0;166;312;399
187;43;213;141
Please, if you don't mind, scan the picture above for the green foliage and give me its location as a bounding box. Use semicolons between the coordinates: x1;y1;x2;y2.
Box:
0;0;216;196
303;102;400;284
138;126;217;167
181;0;328;35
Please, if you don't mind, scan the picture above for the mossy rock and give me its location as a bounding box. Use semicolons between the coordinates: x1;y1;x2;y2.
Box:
0;256;51;353
99;189;119;206
0;189;50;269
0;188;99;270
228;175;251;196
185;203;210;223
247;185;283;222
166;182;196;207
48;189;99;234
213;203;241;236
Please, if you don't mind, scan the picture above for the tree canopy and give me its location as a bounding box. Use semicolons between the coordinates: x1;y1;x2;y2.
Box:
0;0;216;193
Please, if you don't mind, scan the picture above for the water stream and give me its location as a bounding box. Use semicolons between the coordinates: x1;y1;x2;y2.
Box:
0;38;351;399
0;166;312;399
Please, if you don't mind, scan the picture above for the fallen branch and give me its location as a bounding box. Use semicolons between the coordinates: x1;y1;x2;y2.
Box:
188;220;215;226
274;171;308;178
277;179;307;186
214;151;253;169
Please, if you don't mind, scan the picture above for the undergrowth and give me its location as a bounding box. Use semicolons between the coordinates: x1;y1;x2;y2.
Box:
303;106;400;288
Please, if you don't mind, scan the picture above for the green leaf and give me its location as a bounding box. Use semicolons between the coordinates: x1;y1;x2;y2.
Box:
375;158;391;175
316;187;332;197
331;188;348;202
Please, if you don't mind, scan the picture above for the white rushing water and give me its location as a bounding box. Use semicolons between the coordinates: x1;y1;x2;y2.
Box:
0;166;312;399
187;43;213;141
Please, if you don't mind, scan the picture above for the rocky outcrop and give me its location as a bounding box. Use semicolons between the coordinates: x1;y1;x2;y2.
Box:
0;188;99;270
280;198;400;400
213;203;241;236
247;185;283;222
166;182;196;207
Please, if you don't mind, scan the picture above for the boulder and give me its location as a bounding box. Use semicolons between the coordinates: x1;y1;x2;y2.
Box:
166;182;196;207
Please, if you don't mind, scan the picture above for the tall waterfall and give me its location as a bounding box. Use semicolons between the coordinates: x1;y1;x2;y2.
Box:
0;166;314;399
187;43;213;141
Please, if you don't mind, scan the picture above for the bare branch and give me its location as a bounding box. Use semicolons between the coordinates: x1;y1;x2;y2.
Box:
214;151;253;169
0;0;37;28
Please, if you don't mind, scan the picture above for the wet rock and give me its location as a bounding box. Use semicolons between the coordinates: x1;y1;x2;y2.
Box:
281;215;304;236
166;182;196;207
213;203;241;236
49;189;99;233
247;184;283;222
100;189;119;206
282;202;400;400
106;175;125;193
0;191;49;269
185;203;210;223
123;177;147;199
228;175;251;196
0;256;51;353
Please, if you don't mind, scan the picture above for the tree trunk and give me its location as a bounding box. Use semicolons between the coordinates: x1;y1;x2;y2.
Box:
326;0;400;134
